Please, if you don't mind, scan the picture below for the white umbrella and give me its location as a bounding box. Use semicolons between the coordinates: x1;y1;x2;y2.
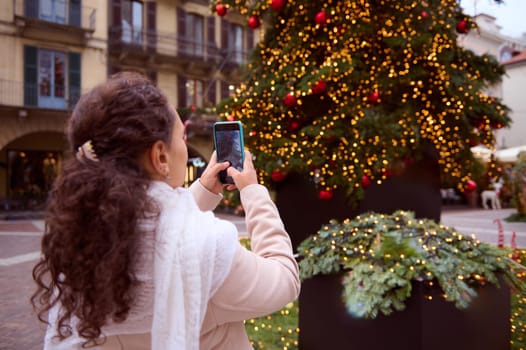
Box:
471;145;493;161
495;145;526;162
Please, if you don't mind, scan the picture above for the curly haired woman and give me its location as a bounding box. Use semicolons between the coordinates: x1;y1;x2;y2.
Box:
31;72;300;349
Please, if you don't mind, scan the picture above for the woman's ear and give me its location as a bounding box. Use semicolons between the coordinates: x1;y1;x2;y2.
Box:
147;140;170;178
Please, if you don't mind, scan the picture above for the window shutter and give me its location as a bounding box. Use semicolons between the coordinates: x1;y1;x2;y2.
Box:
69;0;81;27
24;46;38;106
207;80;216;106
206;16;217;62
178;75;187;108
176;7;187;55
110;0;122;42
146;1;157;53
25;0;38;18
221;19;228;50
68;52;81;109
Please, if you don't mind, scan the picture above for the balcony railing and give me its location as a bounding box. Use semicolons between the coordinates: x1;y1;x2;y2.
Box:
0;79;81;110
14;0;96;32
108;25;249;67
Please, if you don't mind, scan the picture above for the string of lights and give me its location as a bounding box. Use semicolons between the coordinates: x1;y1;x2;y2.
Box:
214;0;510;204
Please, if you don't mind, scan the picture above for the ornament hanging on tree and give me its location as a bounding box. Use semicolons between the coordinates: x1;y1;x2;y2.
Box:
282;92;297;107
464;180;477;193
421;10;429;19
368;90;380;104
362;175;371;188
456;19;469;34
314;11;328;25
318;189;334;200
271;169;287;182
248;16;260;29
288;120;301;132
215;4;227;17
312;79;327;94
271;0;286;12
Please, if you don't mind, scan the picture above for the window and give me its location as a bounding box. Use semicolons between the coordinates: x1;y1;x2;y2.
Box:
39;0;66;24
122;0;144;44
186;13;204;56
229;24;244;63
186;79;204;108
24;45;81;110
24;0;81;27
38;50;66;109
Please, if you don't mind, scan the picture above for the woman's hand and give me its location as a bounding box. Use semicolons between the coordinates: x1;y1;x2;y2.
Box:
198;152;233;194
227;150;258;191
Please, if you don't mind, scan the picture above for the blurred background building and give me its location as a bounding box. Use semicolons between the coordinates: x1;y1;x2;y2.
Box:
460;13;526;153
0;0;259;210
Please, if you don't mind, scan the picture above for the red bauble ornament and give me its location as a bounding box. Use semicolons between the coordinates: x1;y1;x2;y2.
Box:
215;4;227;17
464;180;477;193
491;121;504;129
362;175;371;188
456;19;469;34
271;169;287;182
318;189;334;200
288;120;301;132
247;16;260;29
282;93;297;107
368;91;380;104
312;79;327;94
421;10;429;19
314;11;328;25
271;0;286;11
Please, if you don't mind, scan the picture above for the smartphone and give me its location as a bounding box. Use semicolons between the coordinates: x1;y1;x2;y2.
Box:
213;121;245;184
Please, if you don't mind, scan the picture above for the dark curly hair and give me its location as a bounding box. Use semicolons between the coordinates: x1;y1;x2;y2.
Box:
31;72;175;347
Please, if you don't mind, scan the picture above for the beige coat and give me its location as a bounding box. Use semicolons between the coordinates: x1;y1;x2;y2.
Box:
102;182;300;349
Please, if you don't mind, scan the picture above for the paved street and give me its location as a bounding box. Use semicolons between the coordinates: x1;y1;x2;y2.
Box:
1;208;525;349
440;208;526;248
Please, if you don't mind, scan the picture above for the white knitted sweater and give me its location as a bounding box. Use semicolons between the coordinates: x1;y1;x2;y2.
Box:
44;181;238;349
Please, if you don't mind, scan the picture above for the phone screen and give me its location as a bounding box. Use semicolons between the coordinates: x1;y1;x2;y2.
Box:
214;122;244;184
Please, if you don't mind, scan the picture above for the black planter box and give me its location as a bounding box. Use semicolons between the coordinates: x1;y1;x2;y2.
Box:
299;274;510;350
275;145;510;349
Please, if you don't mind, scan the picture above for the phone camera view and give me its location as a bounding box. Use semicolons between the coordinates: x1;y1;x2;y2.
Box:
214;122;244;184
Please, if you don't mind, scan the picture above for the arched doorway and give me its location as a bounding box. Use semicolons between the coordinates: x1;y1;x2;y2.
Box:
1;131;67;210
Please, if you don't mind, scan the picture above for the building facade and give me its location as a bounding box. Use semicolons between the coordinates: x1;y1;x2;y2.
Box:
459;13;526;150
0;0;107;209
0;0;258;210
500;50;526;149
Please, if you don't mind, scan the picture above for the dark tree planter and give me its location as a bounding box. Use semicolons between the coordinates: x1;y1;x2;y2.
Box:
276;144;442;251
299;274;510;350
275;145;509;349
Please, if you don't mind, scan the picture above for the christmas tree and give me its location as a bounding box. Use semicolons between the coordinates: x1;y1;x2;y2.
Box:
214;0;510;205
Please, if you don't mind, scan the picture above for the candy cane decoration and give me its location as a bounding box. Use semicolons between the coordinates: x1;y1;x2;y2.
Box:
493;219;504;248
511;232;517;250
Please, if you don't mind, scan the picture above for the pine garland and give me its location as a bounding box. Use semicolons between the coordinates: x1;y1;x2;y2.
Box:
297;211;526;318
